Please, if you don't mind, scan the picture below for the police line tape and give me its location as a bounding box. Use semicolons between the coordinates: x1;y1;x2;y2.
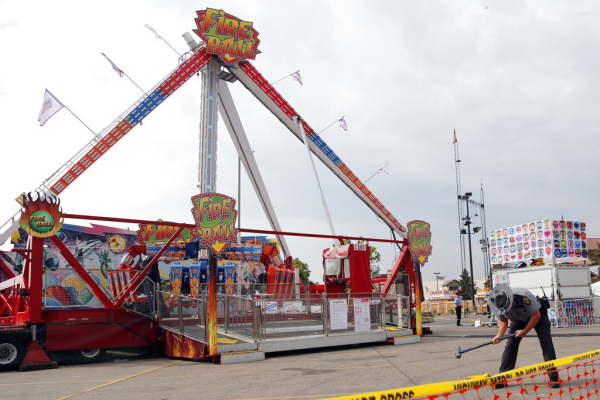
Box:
320;348;600;400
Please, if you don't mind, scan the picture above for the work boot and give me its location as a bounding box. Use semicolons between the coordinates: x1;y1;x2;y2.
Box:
550;378;560;389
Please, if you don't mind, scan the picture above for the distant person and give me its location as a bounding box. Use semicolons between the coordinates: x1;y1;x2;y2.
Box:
182;273;190;296
455;294;463;326
488;284;559;389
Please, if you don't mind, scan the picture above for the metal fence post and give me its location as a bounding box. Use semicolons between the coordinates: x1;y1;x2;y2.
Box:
321;293;329;335
156;287;161;328
252;299;261;341
178;295;184;340
381;296;386;331
224;295;229;333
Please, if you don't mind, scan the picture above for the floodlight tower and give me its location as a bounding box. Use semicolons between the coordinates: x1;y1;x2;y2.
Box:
454;132;466;276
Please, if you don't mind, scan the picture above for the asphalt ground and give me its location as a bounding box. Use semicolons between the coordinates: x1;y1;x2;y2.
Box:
2;313;600;400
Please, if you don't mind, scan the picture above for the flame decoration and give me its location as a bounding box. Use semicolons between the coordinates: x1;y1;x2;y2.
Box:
19;192;64;238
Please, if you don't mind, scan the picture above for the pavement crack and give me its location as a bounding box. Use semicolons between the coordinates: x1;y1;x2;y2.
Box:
371;346;418;385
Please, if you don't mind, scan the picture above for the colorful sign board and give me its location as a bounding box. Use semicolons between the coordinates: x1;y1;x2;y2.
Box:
19;193;63;238
191;193;239;256
137;221;197;245
193;8;260;65
489;219;588;265
406;220;433;266
551;299;596;328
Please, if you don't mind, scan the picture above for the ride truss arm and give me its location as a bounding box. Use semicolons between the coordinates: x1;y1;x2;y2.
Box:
47;48;213;196
228;61;407;238
1;48;214;239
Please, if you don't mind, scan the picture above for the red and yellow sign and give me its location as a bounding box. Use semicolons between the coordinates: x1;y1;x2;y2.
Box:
407;220;433;266
193;8;260;65
191;193;238;256
19;192;63;238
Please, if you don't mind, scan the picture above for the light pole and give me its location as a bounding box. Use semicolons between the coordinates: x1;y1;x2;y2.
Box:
460;192;481;310
434;272;441;291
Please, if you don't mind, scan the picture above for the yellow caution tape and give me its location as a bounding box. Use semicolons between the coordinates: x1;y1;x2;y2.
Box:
320;348;600;400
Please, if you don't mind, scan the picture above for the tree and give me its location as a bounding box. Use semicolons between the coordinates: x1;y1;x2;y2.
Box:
293;258;317;286
485;274;493;290
590;243;600;265
457;269;474;300
342;238;381;277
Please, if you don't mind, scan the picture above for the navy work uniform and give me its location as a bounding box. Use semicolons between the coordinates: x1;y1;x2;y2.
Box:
488;285;558;386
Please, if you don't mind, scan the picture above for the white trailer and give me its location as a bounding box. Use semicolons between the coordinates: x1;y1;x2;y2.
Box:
492;264;591;301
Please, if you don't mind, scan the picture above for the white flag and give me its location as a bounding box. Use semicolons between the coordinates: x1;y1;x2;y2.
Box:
102;53;124;77
38;89;64;126
291;70;303;85
339;116;347;131
144;24;161;39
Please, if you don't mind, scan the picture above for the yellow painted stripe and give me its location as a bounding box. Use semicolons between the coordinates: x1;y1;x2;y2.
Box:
320;348;600;400
55;360;182;400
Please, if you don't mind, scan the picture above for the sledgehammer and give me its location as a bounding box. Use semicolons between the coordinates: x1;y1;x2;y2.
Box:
455;333;517;359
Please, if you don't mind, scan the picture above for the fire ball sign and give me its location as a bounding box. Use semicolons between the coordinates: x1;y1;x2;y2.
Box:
407;220;433;266
193;8;261;65
191;193;239;256
19;192;63;238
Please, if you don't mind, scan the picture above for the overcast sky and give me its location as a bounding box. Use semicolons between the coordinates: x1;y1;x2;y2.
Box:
1;1;598;283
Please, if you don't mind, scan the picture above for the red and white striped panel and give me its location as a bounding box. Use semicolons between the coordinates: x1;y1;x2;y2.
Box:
160;49;213;96
51;120;133;194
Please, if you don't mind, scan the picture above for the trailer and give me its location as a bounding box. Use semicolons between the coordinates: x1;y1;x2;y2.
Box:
493;263;591;302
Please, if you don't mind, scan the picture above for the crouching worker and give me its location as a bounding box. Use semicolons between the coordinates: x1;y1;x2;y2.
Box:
487;284;559;389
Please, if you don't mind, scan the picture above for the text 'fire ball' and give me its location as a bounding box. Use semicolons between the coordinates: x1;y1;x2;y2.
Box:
191;193;239;256
193;8;260;65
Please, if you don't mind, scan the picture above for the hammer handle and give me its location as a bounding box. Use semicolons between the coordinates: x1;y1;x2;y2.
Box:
461;333;517;354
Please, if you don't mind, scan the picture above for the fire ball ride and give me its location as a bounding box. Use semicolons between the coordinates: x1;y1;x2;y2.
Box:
0;8;432;369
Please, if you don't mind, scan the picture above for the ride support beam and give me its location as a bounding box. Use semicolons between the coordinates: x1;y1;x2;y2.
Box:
208;254;218;356
380;246;409;295
50;235;115;309
0;290;13;316
26;236;45;323
0;253;16;279
114;227;183;308
412;258;423;337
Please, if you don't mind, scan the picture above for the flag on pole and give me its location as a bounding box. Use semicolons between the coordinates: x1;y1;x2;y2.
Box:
339;116;347;131
453;129;458;144
144;24;161;39
377;163;389;175
102;53;124;77
38;89;64;126
290;70;303;85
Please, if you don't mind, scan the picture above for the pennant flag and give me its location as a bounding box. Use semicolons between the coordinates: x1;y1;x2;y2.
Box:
102;53;124;77
339;116;348;131
425;287;429;291
291;70;303;85
377;163;389;175
38;89;64;126
453;129;458;144
144;24;161;39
